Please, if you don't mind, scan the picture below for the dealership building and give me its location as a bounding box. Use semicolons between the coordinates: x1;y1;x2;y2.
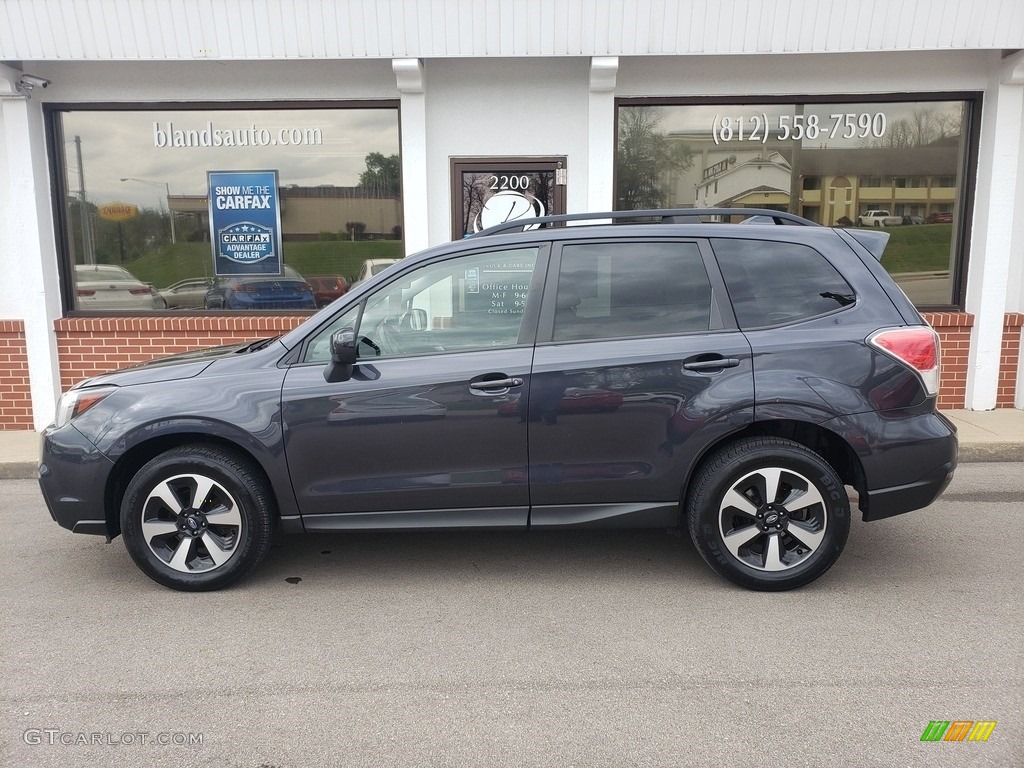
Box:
1;0;1023;431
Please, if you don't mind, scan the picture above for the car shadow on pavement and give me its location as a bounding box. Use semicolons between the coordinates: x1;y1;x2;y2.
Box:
249;528;715;589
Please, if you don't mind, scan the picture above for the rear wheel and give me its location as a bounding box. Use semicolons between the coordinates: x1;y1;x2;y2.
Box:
120;445;275;591
686;437;850;591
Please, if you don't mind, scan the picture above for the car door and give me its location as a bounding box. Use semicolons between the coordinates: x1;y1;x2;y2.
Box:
281;245;547;529
527;239;754;527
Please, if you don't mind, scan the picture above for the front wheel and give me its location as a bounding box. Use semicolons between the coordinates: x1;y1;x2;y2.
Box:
686;437;850;591
120;445;275;591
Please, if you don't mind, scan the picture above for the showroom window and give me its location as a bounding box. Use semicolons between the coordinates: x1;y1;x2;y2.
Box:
46;103;402;312
614;95;980;308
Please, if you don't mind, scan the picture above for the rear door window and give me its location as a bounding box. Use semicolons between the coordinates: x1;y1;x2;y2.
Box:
552;241;713;341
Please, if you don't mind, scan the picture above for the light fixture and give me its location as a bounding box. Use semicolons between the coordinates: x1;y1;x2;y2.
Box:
15;74;50;99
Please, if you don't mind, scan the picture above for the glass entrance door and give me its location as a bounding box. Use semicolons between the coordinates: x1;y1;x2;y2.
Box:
451;157;567;240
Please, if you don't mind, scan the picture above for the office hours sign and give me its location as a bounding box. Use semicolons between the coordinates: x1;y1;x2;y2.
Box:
208;170;283;276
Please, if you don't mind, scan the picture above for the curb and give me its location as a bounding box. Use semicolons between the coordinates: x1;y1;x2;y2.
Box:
0;463;38;481
958;443;1024;463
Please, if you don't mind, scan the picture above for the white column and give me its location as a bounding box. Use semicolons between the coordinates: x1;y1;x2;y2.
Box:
587;57;619;215
0;65;62;430
965;53;1024;411
393;59;430;254
1004;59;1024;410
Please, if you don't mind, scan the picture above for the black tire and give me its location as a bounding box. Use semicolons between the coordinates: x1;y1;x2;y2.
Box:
686;437;850;591
120;445;275;591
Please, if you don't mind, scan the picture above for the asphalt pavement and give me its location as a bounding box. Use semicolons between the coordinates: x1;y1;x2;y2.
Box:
1;462;1021;767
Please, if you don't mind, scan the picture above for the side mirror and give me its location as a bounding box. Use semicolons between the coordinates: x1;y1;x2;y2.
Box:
324;327;357;382
403;307;428;331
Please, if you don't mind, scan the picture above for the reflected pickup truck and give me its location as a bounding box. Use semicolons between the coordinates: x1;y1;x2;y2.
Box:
857;210;902;227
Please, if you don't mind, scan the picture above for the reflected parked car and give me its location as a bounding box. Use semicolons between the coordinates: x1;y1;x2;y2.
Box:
497;387;624;417
159;278;213;310
306;275;348;307
902;215;926;225
927;211;954;224
205;265;316;310
351;258;401;289
74;264;162;310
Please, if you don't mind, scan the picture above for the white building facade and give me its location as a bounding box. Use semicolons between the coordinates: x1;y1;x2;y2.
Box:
1;0;1023;430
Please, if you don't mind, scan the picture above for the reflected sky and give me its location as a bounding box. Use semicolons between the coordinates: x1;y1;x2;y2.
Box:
61;108;400;208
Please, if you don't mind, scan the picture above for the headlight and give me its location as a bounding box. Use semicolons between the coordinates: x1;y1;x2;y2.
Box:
54;386;116;428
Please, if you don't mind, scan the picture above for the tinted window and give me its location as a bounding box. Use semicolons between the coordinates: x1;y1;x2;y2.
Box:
712;238;855;328
553;242;712;341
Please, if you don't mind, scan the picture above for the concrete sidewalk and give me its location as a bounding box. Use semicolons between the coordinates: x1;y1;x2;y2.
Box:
2;410;1020;481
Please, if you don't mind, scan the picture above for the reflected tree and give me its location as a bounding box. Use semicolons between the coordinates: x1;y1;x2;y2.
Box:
866;107;962;149
615;107;694;210
358;153;401;198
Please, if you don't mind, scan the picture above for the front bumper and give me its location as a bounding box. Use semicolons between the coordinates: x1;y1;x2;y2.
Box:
37;423;116;537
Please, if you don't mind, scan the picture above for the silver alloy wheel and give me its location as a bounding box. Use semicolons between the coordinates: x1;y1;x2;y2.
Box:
139;473;244;573
718;466;827;572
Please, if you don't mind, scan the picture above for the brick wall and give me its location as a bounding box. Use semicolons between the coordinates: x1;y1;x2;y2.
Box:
922;312;973;411
54;315;307;392
0;321;33;429
998;313;1023;408
36;311;1024;418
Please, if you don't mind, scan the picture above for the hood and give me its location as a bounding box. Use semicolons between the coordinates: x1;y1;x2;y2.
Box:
77;340;260;389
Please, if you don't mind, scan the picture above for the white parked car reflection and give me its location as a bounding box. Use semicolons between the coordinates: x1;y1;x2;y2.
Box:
74;264;162;310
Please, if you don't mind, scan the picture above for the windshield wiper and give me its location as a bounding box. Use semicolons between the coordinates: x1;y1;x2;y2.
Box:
820;291;855;307
240;335;281;353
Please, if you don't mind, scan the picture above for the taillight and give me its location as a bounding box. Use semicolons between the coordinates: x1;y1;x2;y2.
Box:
868;327;940;396
129;287;153;295
76;289;96;296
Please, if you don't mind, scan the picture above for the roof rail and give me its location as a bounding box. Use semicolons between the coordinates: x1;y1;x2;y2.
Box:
470;207;818;237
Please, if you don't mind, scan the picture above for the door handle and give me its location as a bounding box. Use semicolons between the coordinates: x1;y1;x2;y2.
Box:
469;377;524;391
683;357;740;372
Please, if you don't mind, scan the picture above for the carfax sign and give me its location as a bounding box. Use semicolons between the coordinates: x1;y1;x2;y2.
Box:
208;170;283;276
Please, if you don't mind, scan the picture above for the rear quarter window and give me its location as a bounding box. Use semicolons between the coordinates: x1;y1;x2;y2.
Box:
711;238;855;328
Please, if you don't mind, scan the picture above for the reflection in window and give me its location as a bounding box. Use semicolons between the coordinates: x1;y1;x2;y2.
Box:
55;107;401;312
712;239;855;328
354;248;538;358
614;98;976;306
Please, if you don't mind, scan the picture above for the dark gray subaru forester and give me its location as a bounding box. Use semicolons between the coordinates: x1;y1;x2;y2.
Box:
39;209;958;591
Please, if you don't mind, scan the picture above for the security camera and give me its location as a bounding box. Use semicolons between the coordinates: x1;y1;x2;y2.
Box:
15;74;51;98
20;74;50;88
